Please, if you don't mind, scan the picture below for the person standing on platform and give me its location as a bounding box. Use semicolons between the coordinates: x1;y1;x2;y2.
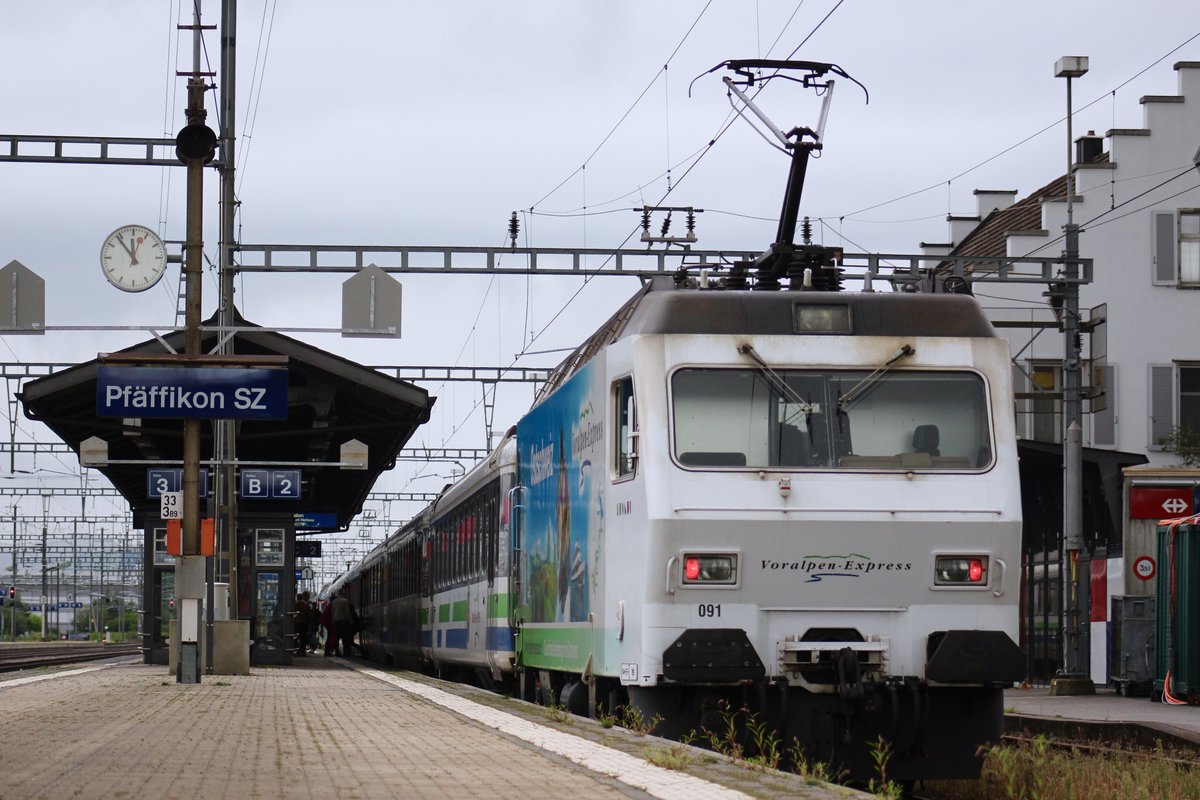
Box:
319;599;336;656
331;591;354;657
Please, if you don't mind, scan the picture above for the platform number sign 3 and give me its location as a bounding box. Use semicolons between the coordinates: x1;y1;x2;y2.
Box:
161;491;183;520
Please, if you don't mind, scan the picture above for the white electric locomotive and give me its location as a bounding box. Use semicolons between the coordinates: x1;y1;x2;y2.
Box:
339;58;1023;782
340;272;1024;782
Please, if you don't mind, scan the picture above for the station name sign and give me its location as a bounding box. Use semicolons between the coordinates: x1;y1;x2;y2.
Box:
96;366;288;420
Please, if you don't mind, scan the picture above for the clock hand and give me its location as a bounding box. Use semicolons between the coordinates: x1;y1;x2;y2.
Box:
129;235;143;266
114;233;135;259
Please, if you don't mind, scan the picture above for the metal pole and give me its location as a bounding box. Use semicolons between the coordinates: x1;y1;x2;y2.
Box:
181;46;204;562
10;503;15;641
175;0;211;685
99;527;105;637
71;519;77;636
1053;57;1091;693
212;0;239;674
41;495;48;640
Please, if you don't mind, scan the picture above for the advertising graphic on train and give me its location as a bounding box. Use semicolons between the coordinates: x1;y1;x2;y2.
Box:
517;362;604;624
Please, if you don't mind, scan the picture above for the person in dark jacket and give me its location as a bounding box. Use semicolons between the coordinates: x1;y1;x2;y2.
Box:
319;599;337;656
331;591;354;656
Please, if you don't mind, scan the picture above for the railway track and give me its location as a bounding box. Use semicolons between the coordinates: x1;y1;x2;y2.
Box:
0;642;141;673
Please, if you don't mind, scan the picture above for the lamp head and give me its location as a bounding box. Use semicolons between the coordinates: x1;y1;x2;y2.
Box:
1055;56;1089;79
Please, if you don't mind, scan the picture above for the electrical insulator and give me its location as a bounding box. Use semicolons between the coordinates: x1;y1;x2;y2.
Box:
508;212;520;249
640;207;651;234
801;216;813;245
685;210;696;235
660;212;672;237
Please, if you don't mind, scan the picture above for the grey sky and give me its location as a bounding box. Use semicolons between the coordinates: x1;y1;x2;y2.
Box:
2;1;1198;527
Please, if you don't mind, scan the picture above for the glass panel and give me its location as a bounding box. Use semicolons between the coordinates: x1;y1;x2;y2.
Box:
1181;366;1200;433
158;571;175;639
614;377;635;477
153;528;174;566
256;529;284;566
1181;241;1200;284
672;368;991;470
1031;365;1060;445
256;572;281;639
1181;212;1200;236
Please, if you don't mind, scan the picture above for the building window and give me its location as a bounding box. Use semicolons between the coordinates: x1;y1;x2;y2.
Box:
1155;210;1200;286
1030;364;1061;444
1182;211;1200;285
1181;365;1200;434
1149;363;1200;450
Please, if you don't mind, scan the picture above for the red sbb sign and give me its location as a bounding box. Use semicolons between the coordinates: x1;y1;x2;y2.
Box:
1130;487;1197;520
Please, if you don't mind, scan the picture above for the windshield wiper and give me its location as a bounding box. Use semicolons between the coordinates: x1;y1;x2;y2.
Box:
838;344;915;410
736;344;816;415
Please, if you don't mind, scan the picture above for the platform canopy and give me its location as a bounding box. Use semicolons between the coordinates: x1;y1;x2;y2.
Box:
1017;440;1148;554
18;311;433;530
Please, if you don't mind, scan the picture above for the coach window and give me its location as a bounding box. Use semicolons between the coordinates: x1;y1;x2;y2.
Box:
614;376;637;479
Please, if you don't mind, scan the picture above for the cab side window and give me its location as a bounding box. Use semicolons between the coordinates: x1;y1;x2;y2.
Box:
614;376;636;479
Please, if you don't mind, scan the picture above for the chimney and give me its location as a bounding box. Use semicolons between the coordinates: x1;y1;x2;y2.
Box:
947;215;981;247
974;189;1018;217
1075;130;1103;164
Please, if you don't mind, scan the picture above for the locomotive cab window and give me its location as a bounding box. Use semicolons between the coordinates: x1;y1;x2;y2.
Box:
613;376;637;479
671;367;992;471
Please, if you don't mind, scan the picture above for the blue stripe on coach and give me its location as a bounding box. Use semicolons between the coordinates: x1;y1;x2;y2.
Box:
486;626;514;651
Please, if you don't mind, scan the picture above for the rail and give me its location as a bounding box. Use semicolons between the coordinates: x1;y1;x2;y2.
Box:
0;642;141;673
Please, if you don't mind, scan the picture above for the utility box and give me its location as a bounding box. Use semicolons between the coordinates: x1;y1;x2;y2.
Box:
1111;595;1155;696
1155;521;1200;699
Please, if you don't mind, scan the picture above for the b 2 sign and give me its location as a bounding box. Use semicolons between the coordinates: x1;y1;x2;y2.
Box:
96;366;287;420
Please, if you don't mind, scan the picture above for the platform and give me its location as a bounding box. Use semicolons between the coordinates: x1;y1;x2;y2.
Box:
0;656;861;800
1004;685;1200;749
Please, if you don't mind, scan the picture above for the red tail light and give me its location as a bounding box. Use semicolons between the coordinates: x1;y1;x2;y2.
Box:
968;559;983;582
934;555;988;586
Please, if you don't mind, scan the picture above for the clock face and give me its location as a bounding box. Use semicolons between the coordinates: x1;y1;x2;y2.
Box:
100;225;168;292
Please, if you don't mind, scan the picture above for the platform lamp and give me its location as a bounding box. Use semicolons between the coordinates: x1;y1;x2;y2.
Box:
1052;55;1093;695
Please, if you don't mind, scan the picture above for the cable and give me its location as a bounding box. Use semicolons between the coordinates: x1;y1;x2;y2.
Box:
526;0;716;211
764;1;808;60
961;165;1198;284
838;30;1200;222
408;3;854;483
236;0;279;198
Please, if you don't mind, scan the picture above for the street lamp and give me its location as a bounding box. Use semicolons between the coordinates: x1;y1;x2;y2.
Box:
1053;55;1091;694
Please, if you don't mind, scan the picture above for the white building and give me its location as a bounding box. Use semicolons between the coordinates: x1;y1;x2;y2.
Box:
919;61;1200;687
921;61;1200;466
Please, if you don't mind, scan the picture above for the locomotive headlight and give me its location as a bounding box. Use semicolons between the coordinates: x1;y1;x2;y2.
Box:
682;554;737;585
934;555;988;586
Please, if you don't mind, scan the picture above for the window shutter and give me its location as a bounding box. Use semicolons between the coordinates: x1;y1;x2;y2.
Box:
1012;365;1028;439
1152;212;1176;285
1148;364;1175;450
1091;365;1116;446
